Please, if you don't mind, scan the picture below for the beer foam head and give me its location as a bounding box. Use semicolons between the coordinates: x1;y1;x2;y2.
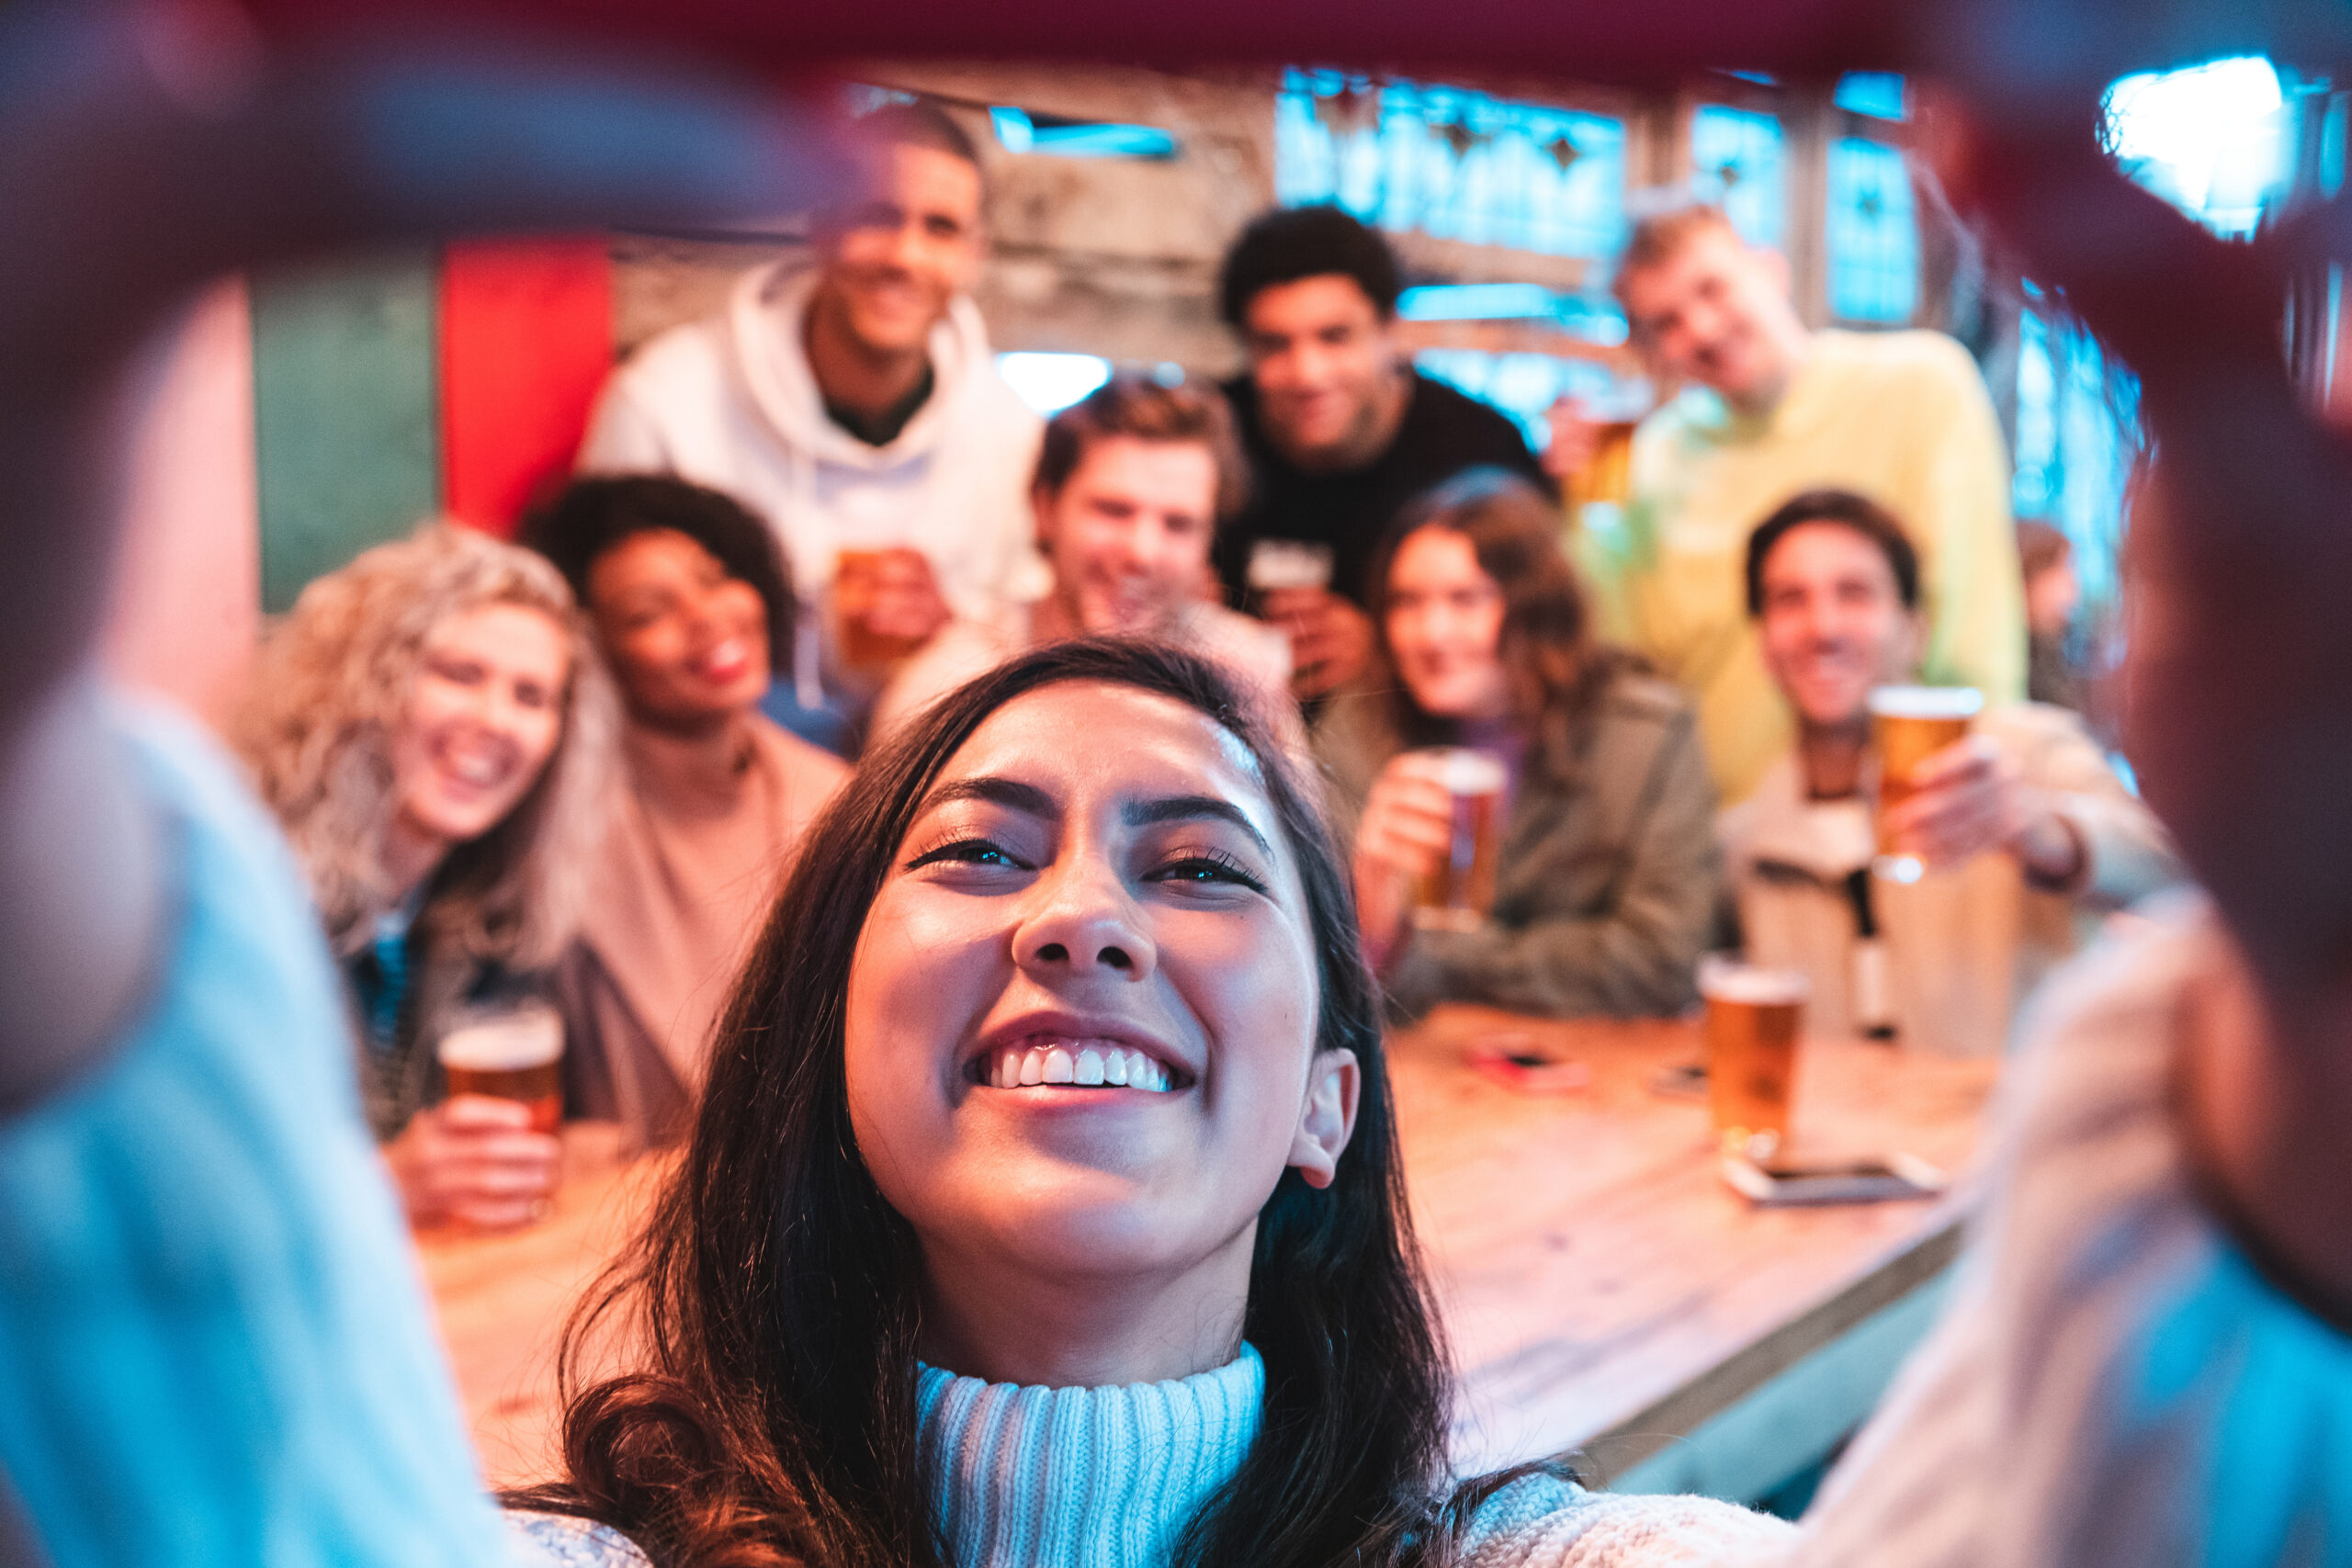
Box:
1246;540;1335;592
1429;748;1509;795
436;1008;563;1070
1866;685;1984;721
1697;955;1809;1006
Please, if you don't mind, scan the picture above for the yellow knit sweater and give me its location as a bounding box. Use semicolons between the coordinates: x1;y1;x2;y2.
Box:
1577;329;2024;804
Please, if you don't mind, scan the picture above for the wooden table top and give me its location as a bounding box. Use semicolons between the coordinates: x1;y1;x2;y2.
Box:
1390;1005;1997;1477
422;1016;1997;1488
415;1123;667;1487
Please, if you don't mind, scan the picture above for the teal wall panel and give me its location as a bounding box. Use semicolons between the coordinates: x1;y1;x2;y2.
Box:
252;253;440;613
1602;1268;1955;1505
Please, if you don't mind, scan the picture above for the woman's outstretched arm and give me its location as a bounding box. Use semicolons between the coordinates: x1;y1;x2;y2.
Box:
0;0;853;1113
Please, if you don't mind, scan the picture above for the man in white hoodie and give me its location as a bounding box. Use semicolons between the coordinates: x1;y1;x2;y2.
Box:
578;99;1046;719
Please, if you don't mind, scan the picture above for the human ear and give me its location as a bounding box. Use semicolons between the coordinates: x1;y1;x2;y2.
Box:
1288;1047;1361;1190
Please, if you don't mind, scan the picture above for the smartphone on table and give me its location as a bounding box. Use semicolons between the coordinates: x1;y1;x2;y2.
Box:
1720;1153;1947;1206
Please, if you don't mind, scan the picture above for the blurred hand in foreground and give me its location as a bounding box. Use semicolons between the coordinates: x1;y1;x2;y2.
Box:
1926;83;2352;1318
0;0;860;1108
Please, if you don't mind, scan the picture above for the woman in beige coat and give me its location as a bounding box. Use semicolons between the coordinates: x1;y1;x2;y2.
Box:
526;477;847;1147
1314;468;1718;1020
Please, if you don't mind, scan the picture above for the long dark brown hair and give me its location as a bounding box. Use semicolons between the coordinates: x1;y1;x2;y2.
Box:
515;639;1511;1567
1369;466;1636;772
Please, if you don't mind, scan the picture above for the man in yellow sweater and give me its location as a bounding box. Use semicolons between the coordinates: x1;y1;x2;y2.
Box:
1555;199;2023;802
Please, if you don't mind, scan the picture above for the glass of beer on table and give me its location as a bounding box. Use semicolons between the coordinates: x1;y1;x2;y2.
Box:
1698;955;1807;1160
1869;685;1983;884
1407;748;1509;932
436;1000;564;1136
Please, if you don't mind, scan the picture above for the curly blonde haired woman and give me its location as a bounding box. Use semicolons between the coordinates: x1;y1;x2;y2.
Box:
236;522;616;1228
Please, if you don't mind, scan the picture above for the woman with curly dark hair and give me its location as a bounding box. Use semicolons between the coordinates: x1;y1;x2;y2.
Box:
523;475;847;1149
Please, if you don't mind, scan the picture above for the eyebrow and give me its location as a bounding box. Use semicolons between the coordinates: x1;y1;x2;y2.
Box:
916;777;1277;859
1123;794;1275;859
915;775;1057;819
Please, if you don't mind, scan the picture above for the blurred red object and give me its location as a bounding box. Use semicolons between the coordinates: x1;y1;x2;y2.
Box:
1463;1033;1592;1096
228;0;1898;83
439;237;610;536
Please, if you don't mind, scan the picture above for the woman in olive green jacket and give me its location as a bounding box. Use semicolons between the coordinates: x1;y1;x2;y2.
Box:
1314;468;1719;1020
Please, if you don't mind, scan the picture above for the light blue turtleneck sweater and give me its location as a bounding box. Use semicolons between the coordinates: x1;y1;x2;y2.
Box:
915;1343;1264;1564
512;1345;1791;1567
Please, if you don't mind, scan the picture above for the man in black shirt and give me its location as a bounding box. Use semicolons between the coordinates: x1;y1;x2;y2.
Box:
1216;206;1550;699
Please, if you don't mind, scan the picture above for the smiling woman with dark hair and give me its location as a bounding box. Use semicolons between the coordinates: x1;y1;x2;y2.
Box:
1316;468;1719;1020
507;639;1787;1567
523;475;846;1149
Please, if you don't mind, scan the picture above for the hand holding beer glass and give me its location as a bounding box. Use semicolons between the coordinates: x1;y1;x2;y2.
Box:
1698;955;1808;1160
1541;396;1640;512
1869;686;1983;883
1351;748;1509;967
384;1001;566;1231
1248;539;1374;701
833;547;950;672
1871;686;2086;887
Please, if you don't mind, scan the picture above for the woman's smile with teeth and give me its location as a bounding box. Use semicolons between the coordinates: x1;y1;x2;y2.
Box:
442;747;511;788
982;1039;1176;1093
695;638;750;680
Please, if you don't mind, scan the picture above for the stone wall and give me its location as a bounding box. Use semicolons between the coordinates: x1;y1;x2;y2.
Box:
610;62;1286;377
606;64;1991;425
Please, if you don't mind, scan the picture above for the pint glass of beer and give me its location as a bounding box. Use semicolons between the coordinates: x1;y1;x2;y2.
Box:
436;1001;564;1135
1408;748;1510;932
1567;420;1640;511
1244;539;1335;616
1697;955;1807;1160
1868;685;1983;883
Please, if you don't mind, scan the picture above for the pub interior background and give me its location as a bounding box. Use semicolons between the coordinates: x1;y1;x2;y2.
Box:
57;33;2350;1540
115;53;2342;720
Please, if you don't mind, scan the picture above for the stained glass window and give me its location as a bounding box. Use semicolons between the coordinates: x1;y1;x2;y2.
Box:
1277;71;1627;259
1688;105;1786;250
1834;73;1908;121
1412;350;1626;454
989;108;1179;160
1396;284;1627;344
2013;300;2138;608
1825;138;1918;323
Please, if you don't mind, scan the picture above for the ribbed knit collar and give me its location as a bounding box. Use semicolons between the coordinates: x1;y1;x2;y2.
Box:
913;1344;1264;1568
